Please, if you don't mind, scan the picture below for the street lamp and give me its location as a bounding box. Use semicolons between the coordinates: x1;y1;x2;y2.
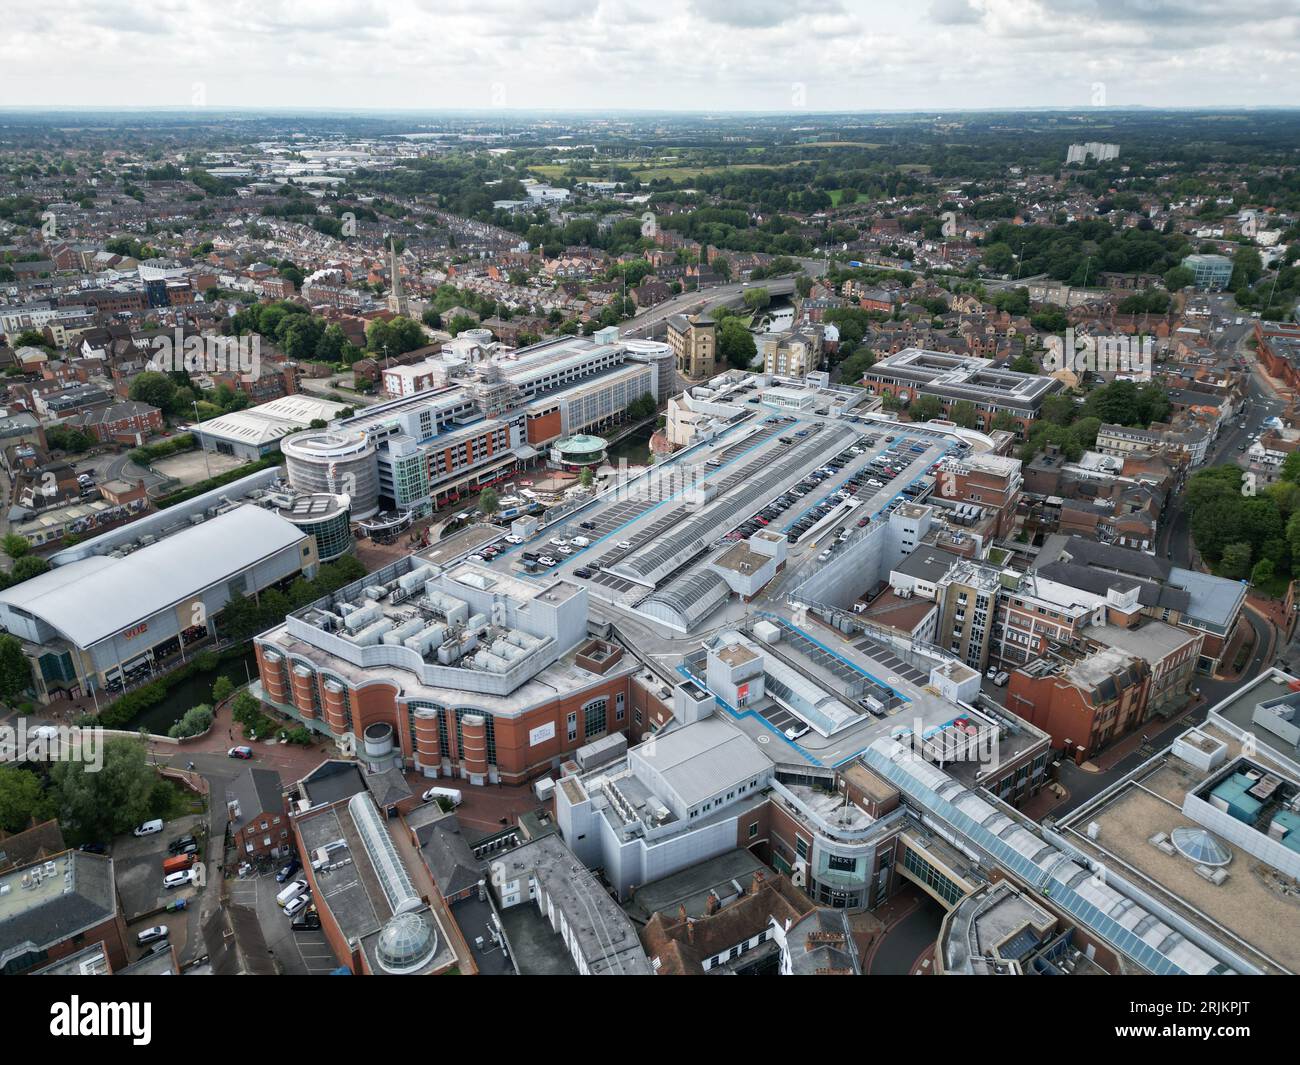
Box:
192;400;213;480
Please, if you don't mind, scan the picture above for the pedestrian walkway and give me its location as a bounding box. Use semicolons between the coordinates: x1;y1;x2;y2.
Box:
146;694;333;779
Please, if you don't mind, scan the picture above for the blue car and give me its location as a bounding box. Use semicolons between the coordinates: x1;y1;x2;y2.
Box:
275;858;301;883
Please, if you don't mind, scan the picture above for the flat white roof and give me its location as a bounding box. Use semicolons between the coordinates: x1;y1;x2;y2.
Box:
0;506;304;647
195;394;349;445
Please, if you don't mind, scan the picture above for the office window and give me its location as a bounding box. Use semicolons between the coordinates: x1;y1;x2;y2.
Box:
583;698;607;738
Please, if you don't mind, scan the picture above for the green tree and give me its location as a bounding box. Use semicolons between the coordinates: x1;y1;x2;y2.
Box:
717;318;757;369
168;704;214;740
0;635;32;703
1280;451;1300;485
579;467;594;489
128;371;178;411
909;395;943;422
1220;541;1252;580
742;287;771;313
1251;558;1276;587
445;314;479;337
365;316;427;356
47;737;158;842
948;400;979;429
2;533;31;560
1163;266;1195;291
0;765;50;833
479;488;500;517
1041;393;1079;426
9;555;50;584
212;676;234;703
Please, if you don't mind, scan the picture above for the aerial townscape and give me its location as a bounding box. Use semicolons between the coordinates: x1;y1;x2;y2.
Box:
0;2;1295;1026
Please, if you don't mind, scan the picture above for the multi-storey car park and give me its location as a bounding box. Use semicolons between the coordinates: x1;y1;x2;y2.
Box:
253;370;1011;781
283;330;674;519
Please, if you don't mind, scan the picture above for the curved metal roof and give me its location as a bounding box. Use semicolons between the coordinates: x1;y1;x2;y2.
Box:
0;505;305;648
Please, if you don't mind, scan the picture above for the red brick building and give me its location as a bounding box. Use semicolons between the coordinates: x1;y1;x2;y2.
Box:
71;399;163;444
226;767;291;860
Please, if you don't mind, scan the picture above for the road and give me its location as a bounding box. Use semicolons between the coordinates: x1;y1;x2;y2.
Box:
867;892;946;974
621;255;829;339
623;277;800;339
1156;303;1280;567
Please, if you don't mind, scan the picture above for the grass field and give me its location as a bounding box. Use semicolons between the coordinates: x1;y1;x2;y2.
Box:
528;160;811;183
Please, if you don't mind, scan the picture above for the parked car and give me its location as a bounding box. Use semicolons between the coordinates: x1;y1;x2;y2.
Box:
78;842;107;854
284;893;312;918
291;909;321;932
275;858;301;883
163;869;196;890
784;724;810;741
134;819;164;837
538;555;557;567
136;925;169;946
616;540;633;550
227;746;253;759
276;879;308;907
574;567;593;579
167;835;197;855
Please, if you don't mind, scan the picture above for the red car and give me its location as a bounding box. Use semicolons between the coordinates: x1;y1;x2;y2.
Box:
227;746;254;759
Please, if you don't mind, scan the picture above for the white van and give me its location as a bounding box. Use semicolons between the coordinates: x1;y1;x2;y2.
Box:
570;536;591;548
422;786;464;807
134;819;164;837
276;879;308;907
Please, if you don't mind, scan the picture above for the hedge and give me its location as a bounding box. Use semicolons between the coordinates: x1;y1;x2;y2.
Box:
90;648;243;730
154;455;281;510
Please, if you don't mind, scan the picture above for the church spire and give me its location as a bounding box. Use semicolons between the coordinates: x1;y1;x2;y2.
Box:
387;235;408;316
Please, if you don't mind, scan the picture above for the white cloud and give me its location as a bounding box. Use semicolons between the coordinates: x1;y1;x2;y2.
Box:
0;0;1295;110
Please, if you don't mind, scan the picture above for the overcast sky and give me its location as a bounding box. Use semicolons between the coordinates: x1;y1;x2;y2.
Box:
2;0;1296;113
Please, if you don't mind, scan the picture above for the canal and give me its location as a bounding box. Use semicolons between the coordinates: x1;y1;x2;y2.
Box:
121;648;259;736
604;422;655;467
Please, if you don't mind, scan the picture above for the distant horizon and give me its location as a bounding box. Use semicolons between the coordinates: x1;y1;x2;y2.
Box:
4;1;1297;113
2;104;1300;117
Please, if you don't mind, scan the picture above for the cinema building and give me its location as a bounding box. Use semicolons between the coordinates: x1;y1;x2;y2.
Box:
251;556;640;786
0;505;316;702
